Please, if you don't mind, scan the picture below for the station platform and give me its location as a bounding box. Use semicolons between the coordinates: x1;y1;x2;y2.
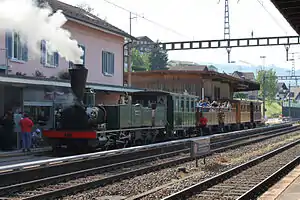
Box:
0;147;51;158
259;165;300;200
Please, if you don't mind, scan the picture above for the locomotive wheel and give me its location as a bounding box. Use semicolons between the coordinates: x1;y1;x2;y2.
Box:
134;139;143;146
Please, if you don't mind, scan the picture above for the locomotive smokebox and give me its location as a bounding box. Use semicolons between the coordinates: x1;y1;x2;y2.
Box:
69;64;88;103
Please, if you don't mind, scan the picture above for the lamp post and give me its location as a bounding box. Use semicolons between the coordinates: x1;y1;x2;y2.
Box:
260;56;266;120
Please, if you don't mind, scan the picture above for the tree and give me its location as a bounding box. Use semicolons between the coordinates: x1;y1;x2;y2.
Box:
149;41;168;70
131;48;150;72
233;92;248;99
256;69;277;101
77;3;101;17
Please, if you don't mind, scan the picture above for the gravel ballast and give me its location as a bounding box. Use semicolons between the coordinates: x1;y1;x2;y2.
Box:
62;130;300;200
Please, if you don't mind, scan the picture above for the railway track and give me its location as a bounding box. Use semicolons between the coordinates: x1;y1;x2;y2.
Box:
0;124;297;199
0;124;289;187
162;139;300;200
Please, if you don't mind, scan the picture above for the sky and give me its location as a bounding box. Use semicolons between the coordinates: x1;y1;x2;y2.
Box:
60;0;300;70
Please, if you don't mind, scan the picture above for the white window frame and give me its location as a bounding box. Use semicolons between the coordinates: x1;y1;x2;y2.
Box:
102;51;114;76
12;32;24;61
45;41;57;68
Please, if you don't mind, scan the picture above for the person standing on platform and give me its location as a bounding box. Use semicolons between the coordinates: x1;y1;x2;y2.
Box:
0;111;14;150
19;113;34;152
14;111;23;149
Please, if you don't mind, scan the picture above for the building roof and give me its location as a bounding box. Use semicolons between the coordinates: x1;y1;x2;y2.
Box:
277;82;288;91
125;70;260;92
232;71;255;81
136;36;155;43
0;74;143;93
41;0;134;39
167;65;208;71
270;0;300;35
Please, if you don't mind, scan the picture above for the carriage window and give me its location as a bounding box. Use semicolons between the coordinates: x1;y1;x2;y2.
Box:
186;97;190;112
175;97;179;111
181;97;184;112
191;98;195;112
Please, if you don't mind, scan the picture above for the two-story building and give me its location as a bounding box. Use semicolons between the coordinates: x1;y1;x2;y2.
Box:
231;71;259;100
0;0;143;128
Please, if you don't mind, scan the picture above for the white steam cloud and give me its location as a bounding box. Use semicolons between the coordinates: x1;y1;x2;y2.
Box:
0;0;83;64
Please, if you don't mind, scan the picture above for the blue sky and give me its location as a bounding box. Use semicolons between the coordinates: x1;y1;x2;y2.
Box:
61;0;300;70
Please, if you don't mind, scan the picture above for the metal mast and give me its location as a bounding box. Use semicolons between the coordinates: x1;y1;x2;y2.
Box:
224;0;231;63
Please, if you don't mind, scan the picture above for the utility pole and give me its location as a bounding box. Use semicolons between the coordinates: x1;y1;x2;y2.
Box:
218;0;239;63
260;55;266;120
288;82;291;118
127;12;137;87
224;0;231;63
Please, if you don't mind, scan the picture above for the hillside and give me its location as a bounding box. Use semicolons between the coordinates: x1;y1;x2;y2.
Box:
265;101;282;118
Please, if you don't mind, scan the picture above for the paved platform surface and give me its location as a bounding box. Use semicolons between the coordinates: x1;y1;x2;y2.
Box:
0;147;51;158
259;164;300;200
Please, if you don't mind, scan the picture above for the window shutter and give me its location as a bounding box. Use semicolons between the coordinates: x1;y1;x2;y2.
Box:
112;53;115;75
5;32;12;59
102;51;105;74
40;40;46;65
54;52;59;67
22;43;28;62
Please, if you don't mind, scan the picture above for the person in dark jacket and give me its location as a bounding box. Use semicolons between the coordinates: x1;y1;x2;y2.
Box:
0;111;15;150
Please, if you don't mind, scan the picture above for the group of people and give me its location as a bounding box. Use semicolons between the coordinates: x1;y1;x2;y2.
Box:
0;111;42;152
197;99;232;111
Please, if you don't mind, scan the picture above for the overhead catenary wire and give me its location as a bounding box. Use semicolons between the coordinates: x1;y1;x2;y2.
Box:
255;0;288;34
101;0;192;40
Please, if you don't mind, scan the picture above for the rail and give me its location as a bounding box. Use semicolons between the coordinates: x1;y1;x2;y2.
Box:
0;123;292;173
0;123;297;199
162;137;300;200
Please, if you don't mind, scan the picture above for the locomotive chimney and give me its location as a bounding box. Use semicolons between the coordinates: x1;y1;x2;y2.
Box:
69;64;88;104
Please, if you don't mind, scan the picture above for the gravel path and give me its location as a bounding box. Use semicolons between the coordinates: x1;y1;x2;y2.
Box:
62;130;300;200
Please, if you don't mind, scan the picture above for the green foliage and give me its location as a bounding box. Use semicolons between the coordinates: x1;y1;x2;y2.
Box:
131;48;150;72
265;101;282;118
149;41;168;70
233;92;248;99
256;69;277;101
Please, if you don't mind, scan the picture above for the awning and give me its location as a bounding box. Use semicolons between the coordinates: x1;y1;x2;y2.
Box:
271;0;300;35
0;75;144;93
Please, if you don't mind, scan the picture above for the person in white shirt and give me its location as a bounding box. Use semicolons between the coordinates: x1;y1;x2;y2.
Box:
14;111;23;149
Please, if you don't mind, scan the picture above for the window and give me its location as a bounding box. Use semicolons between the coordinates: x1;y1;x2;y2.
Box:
69;44;86;68
5;32;28;62
214;87;221;100
102;51;115;76
40;40;59;67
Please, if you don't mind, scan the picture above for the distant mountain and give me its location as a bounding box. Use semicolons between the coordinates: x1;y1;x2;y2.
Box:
198;62;297;77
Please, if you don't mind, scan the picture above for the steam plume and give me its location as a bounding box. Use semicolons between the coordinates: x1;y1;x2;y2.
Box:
0;0;83;64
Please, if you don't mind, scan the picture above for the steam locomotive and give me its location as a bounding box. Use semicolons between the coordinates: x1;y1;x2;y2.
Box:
43;64;263;152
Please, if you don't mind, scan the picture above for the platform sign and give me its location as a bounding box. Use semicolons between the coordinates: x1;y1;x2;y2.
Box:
190;137;210;167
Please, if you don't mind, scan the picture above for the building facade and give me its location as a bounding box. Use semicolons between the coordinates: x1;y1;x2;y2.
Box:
0;0;142;125
124;69;259;101
232;71;259;100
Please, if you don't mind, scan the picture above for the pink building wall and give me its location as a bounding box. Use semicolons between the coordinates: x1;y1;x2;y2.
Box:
0;20;124;86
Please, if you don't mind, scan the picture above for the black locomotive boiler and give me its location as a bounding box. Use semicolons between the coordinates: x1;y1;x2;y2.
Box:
43;64;107;151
